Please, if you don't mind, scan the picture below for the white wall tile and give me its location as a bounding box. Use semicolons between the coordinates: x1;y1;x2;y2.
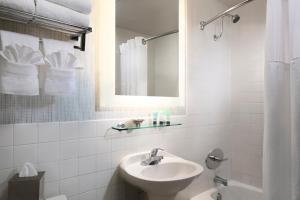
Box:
0;147;13;170
96;121;115;137
60;177;79;197
79;173;98;193
0;168;13;186
0;125;13;147
68;195;79;200
79;139;97;157
13;144;37;166
96;138;111;154
38;123;60;143
79;121;97;138
38;162;59;182
60;122;79;141
44;181;60;198
38;142;60;163
78;156;97;175
79;190;97;200
60;159;78;179
96;170;111;188
230;0;265;187
60;140;79;160
14;124;38;145
96;153;112;171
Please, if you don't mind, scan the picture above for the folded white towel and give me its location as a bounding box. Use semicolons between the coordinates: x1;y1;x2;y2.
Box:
45;51;81;69
40;51;80;96
0;0;35;14
0;44;44;65
45;0;91;14
0;30;40;51
41;38;75;56
0;62;39;96
36;0;90;27
0;44;43;96
41;67;76;96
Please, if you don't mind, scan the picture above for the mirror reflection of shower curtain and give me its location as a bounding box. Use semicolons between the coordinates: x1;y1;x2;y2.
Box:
119;37;147;96
264;0;300;200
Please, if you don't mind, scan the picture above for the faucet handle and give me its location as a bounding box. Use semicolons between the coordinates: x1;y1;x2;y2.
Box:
208;155;228;162
150;148;164;157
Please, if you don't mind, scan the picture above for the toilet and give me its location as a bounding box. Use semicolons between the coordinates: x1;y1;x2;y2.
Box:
46;195;67;200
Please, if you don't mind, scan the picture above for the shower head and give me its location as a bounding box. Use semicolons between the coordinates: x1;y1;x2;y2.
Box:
231;14;240;23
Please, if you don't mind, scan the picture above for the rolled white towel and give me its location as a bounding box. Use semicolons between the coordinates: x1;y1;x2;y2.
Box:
35;0;90;27
0;30;40;51
0;0;35;14
45;0;91;15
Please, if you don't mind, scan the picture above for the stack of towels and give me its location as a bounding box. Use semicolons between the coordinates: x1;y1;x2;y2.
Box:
0;30;82;96
0;0;91;26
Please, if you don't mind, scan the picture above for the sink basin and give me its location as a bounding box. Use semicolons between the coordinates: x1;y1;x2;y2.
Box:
119;151;203;200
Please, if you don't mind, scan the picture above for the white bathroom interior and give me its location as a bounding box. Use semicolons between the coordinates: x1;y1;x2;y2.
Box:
0;0;296;199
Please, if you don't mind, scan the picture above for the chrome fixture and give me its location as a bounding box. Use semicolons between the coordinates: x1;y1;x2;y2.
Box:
141;148;164;166
200;0;255;40
206;148;228;169
142;30;178;45
217;192;222;200
213;14;241;41
214;175;228;186
200;0;255;30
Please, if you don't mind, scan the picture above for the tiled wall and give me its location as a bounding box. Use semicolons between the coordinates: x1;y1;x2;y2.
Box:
0;116;231;200
230;0;266;188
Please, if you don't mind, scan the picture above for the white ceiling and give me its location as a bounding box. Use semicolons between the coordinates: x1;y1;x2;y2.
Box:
116;0;178;36
218;0;245;6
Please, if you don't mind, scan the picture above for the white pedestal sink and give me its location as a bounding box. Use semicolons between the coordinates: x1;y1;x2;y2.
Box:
119;151;203;200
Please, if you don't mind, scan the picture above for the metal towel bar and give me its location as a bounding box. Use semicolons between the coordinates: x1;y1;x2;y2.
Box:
0;5;92;51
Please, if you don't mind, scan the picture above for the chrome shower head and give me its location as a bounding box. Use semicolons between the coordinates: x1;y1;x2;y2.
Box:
231;14;240;23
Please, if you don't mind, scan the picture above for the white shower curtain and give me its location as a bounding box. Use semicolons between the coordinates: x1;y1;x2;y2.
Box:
264;0;300;200
119;37;148;96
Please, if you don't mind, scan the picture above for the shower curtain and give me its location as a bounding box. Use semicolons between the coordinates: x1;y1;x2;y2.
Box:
264;0;300;200
119;37;148;96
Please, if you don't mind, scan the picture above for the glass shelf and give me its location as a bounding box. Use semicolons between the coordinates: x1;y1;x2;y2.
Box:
112;123;182;131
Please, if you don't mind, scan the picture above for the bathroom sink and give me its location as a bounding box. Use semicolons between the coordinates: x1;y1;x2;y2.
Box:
119;151;203;200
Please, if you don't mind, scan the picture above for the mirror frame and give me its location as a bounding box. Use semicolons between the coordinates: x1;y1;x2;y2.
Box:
95;0;187;112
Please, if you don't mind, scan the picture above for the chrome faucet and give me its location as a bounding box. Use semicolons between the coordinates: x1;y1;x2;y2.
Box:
141;148;164;166
214;176;228;186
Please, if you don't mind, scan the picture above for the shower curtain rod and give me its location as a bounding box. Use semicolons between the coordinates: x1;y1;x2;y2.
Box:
142;30;178;45
200;0;256;30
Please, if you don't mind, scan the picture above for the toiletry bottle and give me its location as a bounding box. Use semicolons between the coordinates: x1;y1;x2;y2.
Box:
165;110;171;126
152;112;158;126
159;111;165;126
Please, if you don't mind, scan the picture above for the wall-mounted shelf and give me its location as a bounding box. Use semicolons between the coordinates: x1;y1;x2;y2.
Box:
0;5;92;51
112;123;182;131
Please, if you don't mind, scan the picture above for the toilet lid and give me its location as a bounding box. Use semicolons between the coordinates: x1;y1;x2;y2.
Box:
46;195;67;200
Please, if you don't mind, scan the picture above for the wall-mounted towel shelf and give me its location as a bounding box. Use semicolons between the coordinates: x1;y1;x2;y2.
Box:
0;5;92;51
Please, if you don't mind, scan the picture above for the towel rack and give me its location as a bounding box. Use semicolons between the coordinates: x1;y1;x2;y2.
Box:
0;5;92;51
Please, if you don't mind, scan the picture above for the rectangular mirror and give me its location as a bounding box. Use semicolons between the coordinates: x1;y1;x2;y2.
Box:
115;0;179;97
